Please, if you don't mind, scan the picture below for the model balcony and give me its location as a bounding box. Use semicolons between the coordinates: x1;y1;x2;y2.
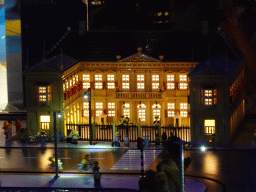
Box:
115;92;163;100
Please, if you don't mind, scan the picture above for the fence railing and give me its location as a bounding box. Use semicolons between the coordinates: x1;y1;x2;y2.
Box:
66;124;90;140
161;126;191;142
141;126;159;142
116;125;138;142
66;124;190;142
95;125;113;141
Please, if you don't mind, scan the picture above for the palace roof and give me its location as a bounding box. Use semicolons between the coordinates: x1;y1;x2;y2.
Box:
28;29;243;73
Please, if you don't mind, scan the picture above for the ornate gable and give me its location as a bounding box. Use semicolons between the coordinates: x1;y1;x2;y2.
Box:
119;52;160;62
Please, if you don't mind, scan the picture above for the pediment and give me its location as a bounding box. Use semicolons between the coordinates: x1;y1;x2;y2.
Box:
119;52;160;62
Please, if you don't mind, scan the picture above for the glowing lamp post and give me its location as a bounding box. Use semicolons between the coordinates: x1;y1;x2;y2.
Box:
84;88;92;145
53;111;62;178
82;0;89;31
174;141;206;192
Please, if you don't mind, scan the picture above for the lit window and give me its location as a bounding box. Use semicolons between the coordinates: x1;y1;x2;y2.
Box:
168;103;175;110
204;119;215;134
157;12;162;16
180;111;188;117
179;74;187;90
122;75;129;89
204;89;217;105
107;74;114;81
95;102;103;116
152;104;161;121
180;83;188;90
66;81;69;90
38;86;47;102
152;75;159;90
123;103;130;118
167;74;175;90
164;12;169;16
83;102;89;117
73;76;76;85
63;84;65;92
108;102;115;116
107;74;115;89
95;74;103;89
167;103;175;117
180;103;187;117
138;104;146;122
168;111;175;117
180;103;187;109
96;110;102;116
180;74;187;82
75;74;78;83
69;79;72;88
83;74;90;89
40;115;50;129
137;75;145;90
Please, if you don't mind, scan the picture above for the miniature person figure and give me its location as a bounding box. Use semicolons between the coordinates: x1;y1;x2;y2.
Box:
137;137;144;150
124;134;130;147
7;120;12;139
162;132;167;146
78;154;90;170
72;130;79;144
15;119;22;133
3;121;10;140
49;153;55;165
40;131;47;147
114;132;121;147
155;133;161;146
66;129;72;143
92;161;101;187
49;153;63;170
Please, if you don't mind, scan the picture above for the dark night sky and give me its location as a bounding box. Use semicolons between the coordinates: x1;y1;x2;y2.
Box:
19;0;256;66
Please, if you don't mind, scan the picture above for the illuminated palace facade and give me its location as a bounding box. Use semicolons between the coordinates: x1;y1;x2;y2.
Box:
63;49;198;129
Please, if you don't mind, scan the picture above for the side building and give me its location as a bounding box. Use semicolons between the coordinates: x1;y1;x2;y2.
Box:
189;54;249;145
24;58;68;137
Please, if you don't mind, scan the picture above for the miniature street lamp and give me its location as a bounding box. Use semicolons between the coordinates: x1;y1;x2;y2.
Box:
174;141;206;192
53;111;62;178
84;88;92;145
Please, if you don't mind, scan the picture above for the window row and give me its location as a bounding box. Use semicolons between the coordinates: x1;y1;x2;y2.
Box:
78;74;188;90
82;102;188;120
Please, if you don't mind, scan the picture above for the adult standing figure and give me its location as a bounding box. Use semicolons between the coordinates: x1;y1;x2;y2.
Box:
15;119;21;133
2;121;9;140
162;132;167;146
92;161;101;187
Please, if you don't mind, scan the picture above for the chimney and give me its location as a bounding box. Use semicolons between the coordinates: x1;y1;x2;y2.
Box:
202;20;209;36
137;47;142;52
79;21;86;36
116;55;121;60
158;55;164;60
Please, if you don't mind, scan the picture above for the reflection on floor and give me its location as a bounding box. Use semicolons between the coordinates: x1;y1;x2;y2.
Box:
110;150;162;170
